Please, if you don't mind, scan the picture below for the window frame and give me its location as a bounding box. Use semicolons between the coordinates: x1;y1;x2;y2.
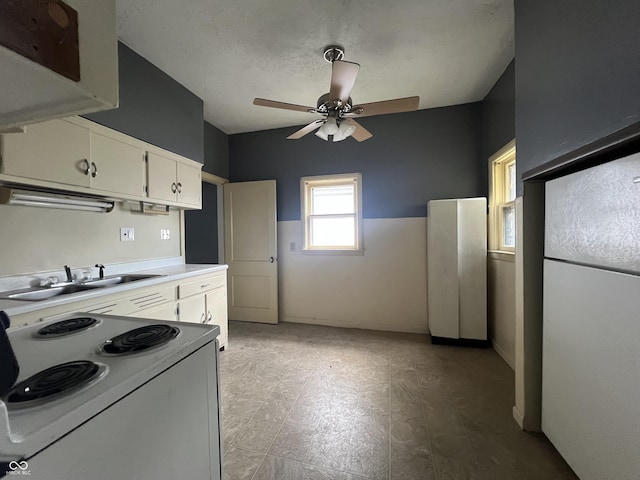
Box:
489;140;516;253
300;173;363;255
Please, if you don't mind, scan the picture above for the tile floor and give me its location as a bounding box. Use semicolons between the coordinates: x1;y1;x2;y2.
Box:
219;321;577;480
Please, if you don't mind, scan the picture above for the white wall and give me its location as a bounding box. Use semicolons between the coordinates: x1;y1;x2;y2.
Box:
488;254;515;369
0;202;181;277
277;217;428;333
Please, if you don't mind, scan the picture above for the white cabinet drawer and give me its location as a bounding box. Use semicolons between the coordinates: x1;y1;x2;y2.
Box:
122;285;176;315
178;273;226;299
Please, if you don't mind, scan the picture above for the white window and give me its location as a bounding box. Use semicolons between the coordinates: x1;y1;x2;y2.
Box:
301;173;363;254
489;141;516;252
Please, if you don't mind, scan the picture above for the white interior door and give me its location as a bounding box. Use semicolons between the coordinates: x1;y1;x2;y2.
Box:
223;180;278;324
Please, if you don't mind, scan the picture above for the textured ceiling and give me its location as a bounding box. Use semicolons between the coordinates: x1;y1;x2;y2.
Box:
116;0;514;135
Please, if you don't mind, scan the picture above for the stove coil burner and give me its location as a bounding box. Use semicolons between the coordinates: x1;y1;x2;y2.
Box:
5;360;102;407
36;317;99;338
101;324;180;356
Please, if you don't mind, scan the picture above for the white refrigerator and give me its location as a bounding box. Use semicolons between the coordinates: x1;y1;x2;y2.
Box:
543;151;640;480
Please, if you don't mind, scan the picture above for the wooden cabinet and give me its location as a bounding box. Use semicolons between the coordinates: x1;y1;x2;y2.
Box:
147;151;202;208
0;119;91;188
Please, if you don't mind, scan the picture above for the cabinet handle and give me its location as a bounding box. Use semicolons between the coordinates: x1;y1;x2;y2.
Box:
91;162;98;178
200;283;209;289
171;182;177;193
269;256;275;263
200;313;206;324
176;182;183;193
207;311;212;323
81;159;90;175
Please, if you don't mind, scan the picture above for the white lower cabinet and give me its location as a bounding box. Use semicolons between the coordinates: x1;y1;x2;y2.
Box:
135;303;177;322
177;272;228;349
178;295;207;325
206;287;228;351
7;271;227;349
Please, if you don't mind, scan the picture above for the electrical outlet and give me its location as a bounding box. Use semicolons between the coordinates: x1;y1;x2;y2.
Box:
120;227;135;242
160;229;171;240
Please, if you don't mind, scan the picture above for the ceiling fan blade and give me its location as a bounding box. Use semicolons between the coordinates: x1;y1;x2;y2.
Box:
287;120;325;140
349;96;420;118
254;98;315;113
329;60;360;103
349;119;373;142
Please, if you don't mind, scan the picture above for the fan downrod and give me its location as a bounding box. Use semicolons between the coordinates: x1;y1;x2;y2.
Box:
323;45;345;63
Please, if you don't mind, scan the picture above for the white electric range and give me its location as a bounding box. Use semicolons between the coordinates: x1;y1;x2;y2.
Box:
0;313;222;480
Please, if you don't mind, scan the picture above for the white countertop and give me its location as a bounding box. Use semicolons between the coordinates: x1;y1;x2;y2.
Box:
0;259;227;319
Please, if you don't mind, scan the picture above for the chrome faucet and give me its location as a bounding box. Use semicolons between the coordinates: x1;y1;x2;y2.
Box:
64;265;73;283
95;264;105;279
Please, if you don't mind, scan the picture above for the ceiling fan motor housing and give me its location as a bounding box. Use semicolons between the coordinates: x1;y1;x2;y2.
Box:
316;93;353;115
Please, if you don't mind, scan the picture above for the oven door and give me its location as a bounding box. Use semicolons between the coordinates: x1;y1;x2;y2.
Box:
26;340;221;480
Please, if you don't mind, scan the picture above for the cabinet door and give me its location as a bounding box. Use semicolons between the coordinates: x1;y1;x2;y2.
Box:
176;162;202;207
1;119;91;187
147;151;177;203
90;131;146;197
136;303;177;322
178;294;206;324
206;286;228;349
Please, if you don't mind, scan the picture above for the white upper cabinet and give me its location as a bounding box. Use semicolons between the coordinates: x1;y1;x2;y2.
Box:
0;118;91;188
89;127;145;198
147;151;202;208
0;117;202;209
0;0;118;130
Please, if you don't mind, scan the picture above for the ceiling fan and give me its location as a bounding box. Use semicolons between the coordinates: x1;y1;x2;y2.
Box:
253;46;420;142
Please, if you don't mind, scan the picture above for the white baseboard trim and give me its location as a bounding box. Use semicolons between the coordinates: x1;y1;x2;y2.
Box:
281;315;428;334
512;406;524;429
491;337;515;370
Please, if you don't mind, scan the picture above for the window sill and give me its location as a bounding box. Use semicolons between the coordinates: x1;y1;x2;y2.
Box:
301;248;364;256
488;250;515;262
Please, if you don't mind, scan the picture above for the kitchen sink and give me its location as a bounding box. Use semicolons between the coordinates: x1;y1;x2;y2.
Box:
0;274;163;302
0;284;104;302
82;274;161;287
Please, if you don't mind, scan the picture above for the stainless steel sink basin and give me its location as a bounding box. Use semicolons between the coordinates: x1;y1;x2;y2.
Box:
82;274;161;287
0;274;163;302
0;284;104;302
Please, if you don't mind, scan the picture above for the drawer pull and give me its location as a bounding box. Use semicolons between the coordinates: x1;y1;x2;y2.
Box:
200;283;209;289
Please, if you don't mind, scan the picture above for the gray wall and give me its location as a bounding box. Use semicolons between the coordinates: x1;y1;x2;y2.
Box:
204;121;229;178
229;104;483;221
482;59;515;162
185;121;229;264
515;0;640;194
84;42;205;163
185;182;218;264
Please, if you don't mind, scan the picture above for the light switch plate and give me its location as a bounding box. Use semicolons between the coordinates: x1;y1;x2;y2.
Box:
160;229;171;240
120;227;135;241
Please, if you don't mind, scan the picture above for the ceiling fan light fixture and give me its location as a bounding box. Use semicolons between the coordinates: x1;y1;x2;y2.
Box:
333;119;356;142
324;117;338;135
315;126;329;141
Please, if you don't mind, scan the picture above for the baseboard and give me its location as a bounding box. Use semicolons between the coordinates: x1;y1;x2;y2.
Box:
280;315;428;334
512;406;524;429
491;338;515;370
430;336;491;348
